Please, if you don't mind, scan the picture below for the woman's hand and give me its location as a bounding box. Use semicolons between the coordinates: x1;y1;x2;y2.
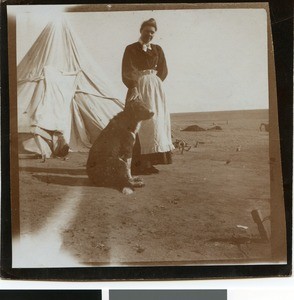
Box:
129;87;141;101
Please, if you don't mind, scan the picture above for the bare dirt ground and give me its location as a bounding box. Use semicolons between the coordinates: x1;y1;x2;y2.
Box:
18;109;271;266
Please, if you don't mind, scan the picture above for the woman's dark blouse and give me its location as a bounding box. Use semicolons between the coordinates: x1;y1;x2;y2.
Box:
122;42;168;89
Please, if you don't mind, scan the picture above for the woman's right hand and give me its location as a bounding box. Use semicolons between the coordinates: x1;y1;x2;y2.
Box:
129;87;141;101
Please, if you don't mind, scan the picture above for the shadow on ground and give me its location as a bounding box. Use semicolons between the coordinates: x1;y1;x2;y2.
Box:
20;166;87;176
32;174;91;186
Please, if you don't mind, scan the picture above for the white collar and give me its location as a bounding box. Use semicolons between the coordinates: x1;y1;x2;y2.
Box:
139;39;152;52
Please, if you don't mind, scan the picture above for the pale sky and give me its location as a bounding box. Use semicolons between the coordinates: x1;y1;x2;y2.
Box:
12;5;268;113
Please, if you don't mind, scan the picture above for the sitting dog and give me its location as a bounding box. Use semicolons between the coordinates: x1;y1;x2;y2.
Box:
86;98;154;194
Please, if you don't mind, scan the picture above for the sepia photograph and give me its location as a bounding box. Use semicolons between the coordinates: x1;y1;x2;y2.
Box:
3;3;288;276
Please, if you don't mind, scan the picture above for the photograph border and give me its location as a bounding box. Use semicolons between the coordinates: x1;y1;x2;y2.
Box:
1;0;292;280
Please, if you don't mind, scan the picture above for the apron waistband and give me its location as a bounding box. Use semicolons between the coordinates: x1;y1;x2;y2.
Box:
138;69;157;76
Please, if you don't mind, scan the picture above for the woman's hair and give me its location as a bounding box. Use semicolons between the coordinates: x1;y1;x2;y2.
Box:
140;18;157;32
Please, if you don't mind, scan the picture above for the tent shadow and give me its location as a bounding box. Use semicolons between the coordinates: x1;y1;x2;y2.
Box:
20;166;87;176
33;174;92;187
32;173;122;192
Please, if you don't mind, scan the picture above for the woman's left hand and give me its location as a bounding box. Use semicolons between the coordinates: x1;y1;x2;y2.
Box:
129;87;141;101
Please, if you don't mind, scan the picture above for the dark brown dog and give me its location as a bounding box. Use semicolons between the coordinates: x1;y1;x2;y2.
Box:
86;98;154;194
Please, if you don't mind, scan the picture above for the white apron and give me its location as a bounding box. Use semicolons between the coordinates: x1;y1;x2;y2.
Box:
137;70;174;155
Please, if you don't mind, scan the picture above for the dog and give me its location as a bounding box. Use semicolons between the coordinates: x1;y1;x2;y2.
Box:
86;98;154;194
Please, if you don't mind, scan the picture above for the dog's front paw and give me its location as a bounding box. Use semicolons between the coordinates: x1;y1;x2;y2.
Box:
131;181;145;188
122;187;134;195
131;176;144;182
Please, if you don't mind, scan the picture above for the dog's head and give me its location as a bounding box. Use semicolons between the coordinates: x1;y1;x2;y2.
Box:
125;98;154;121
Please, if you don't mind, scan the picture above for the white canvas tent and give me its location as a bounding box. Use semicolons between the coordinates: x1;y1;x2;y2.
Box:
18;18;124;156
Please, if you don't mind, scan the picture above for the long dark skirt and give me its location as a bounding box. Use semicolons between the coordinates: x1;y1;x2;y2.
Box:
131;135;172;171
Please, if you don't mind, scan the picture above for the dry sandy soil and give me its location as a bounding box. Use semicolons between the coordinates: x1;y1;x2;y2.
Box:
17;109;271;267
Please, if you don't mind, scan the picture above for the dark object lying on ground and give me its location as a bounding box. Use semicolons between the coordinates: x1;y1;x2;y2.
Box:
52;132;70;157
181;124;222;131
181;125;205;131
207;125;222;131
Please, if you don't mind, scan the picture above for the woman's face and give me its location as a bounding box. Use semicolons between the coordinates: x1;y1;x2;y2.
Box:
140;26;156;44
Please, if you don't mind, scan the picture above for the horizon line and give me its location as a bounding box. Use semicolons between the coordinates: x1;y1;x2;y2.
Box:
170;108;269;114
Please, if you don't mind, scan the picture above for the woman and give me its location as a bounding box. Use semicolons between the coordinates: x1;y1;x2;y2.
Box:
122;18;174;175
